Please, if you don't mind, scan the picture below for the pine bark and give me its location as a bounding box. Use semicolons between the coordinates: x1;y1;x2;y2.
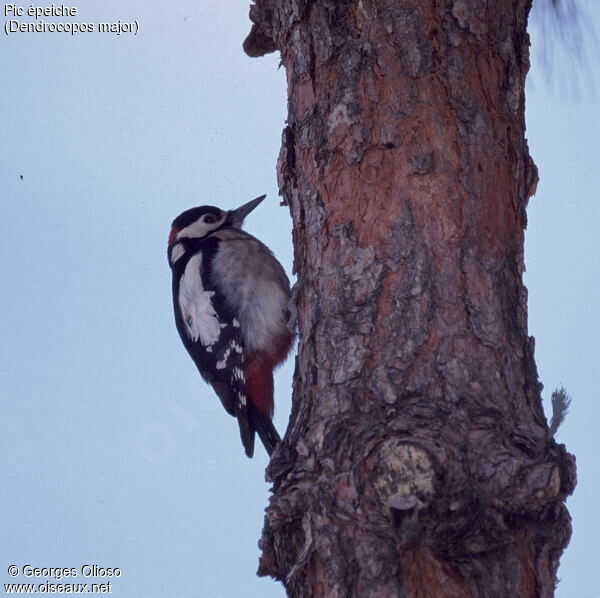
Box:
244;1;575;596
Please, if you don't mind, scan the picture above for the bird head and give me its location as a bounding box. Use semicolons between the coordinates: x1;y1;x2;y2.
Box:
168;194;266;252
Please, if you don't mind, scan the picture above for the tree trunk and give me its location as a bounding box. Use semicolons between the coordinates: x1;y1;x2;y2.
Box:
244;1;575;596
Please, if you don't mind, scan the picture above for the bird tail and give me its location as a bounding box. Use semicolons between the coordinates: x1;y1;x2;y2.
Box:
236;409;256;458
236;402;280;458
243;357;281;457
249;405;281;456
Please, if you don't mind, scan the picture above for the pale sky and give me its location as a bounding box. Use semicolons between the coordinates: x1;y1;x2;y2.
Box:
1;2;598;597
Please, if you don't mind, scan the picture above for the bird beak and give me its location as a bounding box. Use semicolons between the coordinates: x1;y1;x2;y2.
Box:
227;194;266;228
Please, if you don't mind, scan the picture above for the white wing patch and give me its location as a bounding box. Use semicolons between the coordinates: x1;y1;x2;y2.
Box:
179;253;221;346
216;346;233;370
216;340;243;369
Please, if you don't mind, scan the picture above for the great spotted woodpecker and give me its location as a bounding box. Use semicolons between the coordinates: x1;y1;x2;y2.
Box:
168;195;294;458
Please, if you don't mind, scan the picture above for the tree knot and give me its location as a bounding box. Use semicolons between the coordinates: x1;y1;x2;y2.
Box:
243;2;277;57
369;439;436;545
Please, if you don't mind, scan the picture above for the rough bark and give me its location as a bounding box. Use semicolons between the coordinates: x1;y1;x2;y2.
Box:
244;1;575;596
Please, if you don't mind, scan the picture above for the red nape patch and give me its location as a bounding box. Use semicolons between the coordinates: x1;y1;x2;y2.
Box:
168;227;179;247
246;358;274;417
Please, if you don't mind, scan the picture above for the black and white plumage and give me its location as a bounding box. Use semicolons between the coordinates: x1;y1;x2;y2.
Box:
168;195;294;458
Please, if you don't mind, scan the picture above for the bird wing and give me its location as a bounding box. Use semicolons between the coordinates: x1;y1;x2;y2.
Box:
173;240;256;457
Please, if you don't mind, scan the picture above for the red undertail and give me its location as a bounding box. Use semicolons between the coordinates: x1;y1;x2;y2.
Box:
246;358;275;417
245;332;294;417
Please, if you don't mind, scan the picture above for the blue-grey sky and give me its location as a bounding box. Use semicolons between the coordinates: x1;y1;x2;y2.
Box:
1;1;598;596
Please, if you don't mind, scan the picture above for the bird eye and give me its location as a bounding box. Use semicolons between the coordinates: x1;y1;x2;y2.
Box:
204;214;217;224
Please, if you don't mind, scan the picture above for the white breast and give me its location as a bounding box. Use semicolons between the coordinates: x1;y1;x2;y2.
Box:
210;230;290;353
178;253;221;346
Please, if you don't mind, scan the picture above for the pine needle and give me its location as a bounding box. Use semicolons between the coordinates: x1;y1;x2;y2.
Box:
549;386;572;437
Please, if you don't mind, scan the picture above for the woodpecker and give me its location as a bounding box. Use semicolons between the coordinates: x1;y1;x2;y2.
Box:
168;195;294;458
